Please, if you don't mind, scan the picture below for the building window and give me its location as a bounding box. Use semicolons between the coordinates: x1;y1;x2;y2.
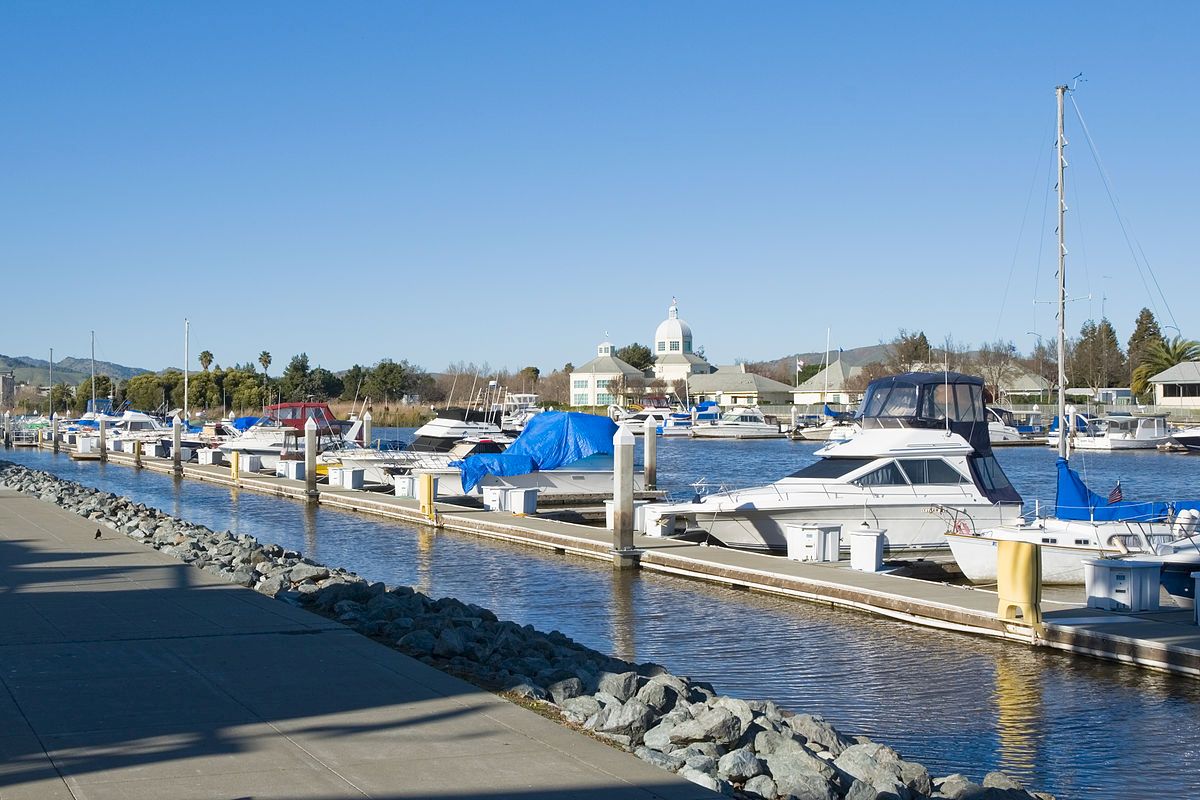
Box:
1163;383;1200;398
684;340;692;354
573;380;588;389
670;341;680;352
596;379;611;388
657;342;665;352
573;393;590;405
597;393;614;405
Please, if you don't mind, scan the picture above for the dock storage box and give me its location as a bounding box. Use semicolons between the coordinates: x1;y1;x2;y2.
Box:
198;449;224;466
850;527;885;572
1083;559;1161;613
394;476;416;498
785;524;842;562
326;467;342;485
506;487;538;515
606;500;650;531
241;454;262;473
76;437;95;455
282;460;306;481
482;486;508;512
340;468;364;490
643;507;676;538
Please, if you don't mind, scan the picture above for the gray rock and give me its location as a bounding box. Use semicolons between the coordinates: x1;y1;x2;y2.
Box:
507;682;547;701
684;754;717;775
668;706;741;747
786;713;856;757
933;774;982;799
596;670;640;703
642;720;678;753
678;766;722;793
255;574;287;597
712;696;755;731
547;677;584;705
560;695;601;725
765;755;838;800
636;679;681;714
432;627;466;658
592;698;656;740
397;629;437;655
717;747;766;782
833;743;910;799
742;774;778;799
634;745;685;772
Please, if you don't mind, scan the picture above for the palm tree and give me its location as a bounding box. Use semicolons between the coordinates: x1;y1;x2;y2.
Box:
198;350;213;371
1131;336;1200;399
258;351;272;406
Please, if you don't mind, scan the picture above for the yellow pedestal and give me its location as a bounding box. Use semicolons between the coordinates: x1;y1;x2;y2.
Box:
997;539;1042;627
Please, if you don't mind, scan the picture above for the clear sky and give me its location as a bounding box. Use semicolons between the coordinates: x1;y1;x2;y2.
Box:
3;2;1197;374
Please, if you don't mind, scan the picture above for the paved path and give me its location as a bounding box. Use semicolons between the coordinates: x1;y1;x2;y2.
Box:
0;489;712;800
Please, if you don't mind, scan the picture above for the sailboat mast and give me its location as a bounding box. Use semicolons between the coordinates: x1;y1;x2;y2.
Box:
184;318;189;422
90;330;96;412
1056;84;1069;461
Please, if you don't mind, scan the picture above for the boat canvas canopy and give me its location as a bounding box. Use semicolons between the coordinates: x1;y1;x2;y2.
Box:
457;411;619;492
1054;457;1200;521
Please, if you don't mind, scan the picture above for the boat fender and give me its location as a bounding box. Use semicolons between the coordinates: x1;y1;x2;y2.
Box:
953;519;972;536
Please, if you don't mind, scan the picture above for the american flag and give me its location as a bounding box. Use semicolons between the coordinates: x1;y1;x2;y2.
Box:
1108;481;1123;504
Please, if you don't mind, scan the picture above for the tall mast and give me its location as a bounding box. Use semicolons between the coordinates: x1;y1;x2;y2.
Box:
1056;84;1069;461
48;347;53;416
90;330;96;412
183;318;190;422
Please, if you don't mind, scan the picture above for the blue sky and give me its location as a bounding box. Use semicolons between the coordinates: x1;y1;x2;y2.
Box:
3;2;1197;374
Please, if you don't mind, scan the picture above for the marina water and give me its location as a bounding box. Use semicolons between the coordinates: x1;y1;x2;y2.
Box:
7;435;1199;799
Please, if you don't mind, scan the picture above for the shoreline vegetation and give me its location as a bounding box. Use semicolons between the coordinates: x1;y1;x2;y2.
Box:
0;460;1053;800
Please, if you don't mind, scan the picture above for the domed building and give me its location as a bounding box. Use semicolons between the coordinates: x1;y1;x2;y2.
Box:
652;299;712;383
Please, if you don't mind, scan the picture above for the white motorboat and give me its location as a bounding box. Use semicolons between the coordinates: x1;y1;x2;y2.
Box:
660;413;694;437
1069;414;1172;451
792;419;860;442
690;407;784;439
664;372;1025;554
1172;426;1200;453
410;408;509;450
987;407;1022;444
500;393;543;433
325;437;506;487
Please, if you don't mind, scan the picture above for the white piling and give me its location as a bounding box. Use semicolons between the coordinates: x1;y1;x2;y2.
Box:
51;413;59;453
643;416;657;490
363;410;373;448
172;414;183;475
98;417;107;462
3;411;10;447
612;424;639;568
304;417;318;501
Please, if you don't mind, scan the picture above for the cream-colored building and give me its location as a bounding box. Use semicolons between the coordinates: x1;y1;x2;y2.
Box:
569;341;645;407
651;300;712;383
1149;362;1200;407
688;365;794;406
791;358;862;406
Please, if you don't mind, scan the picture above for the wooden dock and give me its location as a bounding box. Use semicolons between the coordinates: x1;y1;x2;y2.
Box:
34;443;1200;679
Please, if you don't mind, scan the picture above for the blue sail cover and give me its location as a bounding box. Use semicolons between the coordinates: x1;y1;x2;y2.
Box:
457;411;618;493
231;416;263;432
1055;457;1174;521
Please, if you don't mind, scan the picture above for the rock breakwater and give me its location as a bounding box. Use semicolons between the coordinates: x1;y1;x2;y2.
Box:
0;462;1052;800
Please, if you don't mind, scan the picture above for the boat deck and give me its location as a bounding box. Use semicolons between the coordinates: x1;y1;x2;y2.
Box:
32;444;1200;679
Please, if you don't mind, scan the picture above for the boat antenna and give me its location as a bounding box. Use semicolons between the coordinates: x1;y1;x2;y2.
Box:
1056;83;1070;462
444;371;458;411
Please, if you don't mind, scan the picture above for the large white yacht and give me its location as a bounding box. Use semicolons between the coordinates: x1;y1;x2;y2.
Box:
1069;413;1172;451
690;407;783;439
664;372;1024;553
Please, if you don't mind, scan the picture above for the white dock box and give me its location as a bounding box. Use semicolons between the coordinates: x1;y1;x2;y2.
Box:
282;460;305;481
506;487;538;515
394;476;416;498
173;446;194;463
241;454;262;473
147;442;167;458
326;467;342;485
605;499;650;531
76;437;95;454
482;485;508;512
786;524;842;562
850;527;885;572
642;505;676;538
198;448;224;466
1084;559;1161;612
340;468;364;490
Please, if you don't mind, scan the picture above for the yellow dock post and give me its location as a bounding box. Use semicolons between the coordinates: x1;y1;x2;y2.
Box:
231;451;240;482
997;540;1042;631
133;440;142;468
418;473;439;523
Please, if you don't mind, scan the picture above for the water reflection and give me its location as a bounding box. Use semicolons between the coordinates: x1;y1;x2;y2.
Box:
610;569;637;663
993;655;1041;776
303;503;318;557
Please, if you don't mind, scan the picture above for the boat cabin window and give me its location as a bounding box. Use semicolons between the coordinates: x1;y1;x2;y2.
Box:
918;383;985;423
854;462;909;487
897;459;969;485
862;386;918;418
787;457;874;479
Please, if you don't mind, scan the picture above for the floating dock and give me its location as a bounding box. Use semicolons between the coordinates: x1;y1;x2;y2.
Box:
33;443;1200;679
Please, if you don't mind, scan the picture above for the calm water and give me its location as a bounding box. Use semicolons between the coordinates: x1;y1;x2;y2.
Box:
5;436;1200;799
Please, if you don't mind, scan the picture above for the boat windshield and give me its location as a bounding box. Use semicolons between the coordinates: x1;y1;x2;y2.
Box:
787;457;874;479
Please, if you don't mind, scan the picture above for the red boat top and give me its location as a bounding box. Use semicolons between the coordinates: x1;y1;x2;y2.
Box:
266;402;339;431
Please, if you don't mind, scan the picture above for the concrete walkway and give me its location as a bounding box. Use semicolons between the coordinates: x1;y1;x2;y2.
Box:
0;489;712;800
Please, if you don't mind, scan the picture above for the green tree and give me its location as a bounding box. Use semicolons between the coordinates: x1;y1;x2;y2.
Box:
258;351;272;402
198;350;214;371
1131;336;1200;399
340;364;369;401
72;376;114;414
310;367;344;401
517;366;541;390
124;373;167;411
1126;308;1164;378
615;343;654;371
974;339;1019;399
364;359;409;406
278;353;316;401
221;368;264;413
1070;318;1127;389
885;330;931;373
49;383;74;414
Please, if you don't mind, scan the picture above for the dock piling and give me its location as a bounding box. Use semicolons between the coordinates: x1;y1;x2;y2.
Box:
363;410;373;448
98;418;107;463
643;417;656;490
611;424;639;569
172;415;182;475
3;411;11;448
133;439;142;468
51;413;59;453
304;417;318;502
231;450;240;482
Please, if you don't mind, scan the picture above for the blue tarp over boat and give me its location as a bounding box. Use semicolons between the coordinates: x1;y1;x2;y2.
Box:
457;411;618;493
1054;457;1200;521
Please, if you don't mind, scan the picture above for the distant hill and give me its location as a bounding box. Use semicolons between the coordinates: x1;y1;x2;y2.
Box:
0;354;150;386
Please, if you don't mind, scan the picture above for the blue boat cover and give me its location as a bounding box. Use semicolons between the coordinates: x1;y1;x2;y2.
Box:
457;411;618;493
1054;457;1191;521
231;416;263;432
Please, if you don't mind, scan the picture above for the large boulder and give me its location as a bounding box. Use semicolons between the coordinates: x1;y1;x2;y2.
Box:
596;671;640;703
668;707;742;747
786;714;856;757
833;743;917;799
592;698;656;741
717;747;766;782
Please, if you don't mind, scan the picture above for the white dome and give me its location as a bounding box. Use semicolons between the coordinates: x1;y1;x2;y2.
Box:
654;300;693;355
